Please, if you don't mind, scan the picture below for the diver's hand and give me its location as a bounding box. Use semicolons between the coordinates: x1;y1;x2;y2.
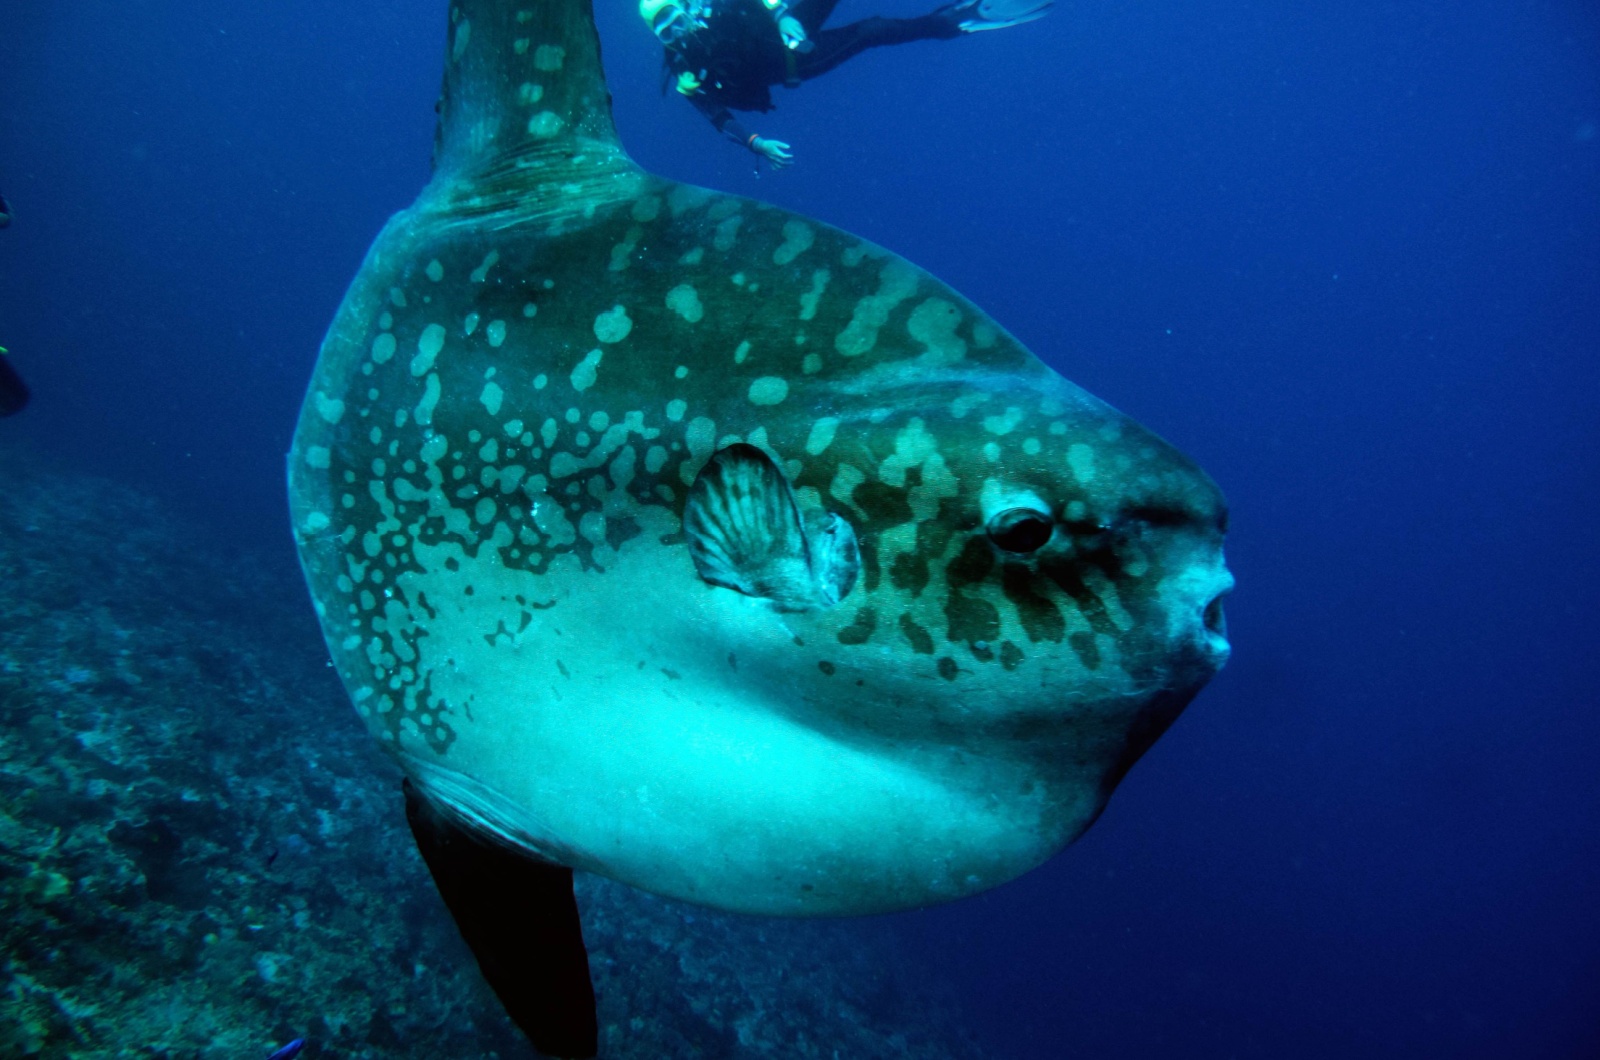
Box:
750;136;794;168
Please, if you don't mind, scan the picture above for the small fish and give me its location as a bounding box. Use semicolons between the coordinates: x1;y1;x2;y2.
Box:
266;1039;304;1060
0;192;11;228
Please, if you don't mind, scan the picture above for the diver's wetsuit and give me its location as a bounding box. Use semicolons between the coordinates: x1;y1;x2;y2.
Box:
666;0;961;147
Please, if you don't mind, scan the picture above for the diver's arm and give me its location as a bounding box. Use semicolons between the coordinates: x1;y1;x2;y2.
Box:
688;92;751;146
687;94;792;166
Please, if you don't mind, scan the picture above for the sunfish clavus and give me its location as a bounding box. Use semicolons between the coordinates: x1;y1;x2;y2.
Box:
288;0;1233;1054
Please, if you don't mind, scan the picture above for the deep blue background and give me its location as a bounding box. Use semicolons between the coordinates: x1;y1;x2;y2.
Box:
3;1;1597;1056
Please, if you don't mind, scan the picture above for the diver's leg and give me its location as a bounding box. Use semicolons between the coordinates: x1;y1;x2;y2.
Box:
795;13;960;80
789;0;847;35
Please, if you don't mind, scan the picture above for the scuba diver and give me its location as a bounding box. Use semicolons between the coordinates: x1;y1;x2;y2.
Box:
0;190;29;417
642;0;1051;166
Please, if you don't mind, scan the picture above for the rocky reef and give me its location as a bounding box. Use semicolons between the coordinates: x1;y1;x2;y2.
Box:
0;443;990;1059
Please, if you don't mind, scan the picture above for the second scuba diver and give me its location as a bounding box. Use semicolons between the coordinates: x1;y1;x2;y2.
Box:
643;0;1052;167
0;191;29;417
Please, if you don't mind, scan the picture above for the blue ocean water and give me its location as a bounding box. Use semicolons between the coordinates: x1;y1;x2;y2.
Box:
2;0;1597;1057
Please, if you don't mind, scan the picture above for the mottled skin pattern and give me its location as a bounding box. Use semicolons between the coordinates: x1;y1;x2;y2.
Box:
288;0;1232;915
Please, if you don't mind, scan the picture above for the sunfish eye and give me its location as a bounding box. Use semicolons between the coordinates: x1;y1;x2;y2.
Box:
987;507;1054;554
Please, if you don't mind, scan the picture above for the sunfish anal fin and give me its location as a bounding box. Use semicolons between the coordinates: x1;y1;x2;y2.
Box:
403;780;597;1059
0;353;29;418
685;443;860;611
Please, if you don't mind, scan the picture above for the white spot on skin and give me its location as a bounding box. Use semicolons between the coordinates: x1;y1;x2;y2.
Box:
415;373;442;426
836;260;919;357
674;365;689;379
412;324;446;377
829;464;866;515
609;226;643;272
681;416;717;484
747;377;788;406
631;196;662;223
679;246;705;265
878;418;937;487
517;82;544;105
304;511;331;533
645;445;669;473
527;111;564;138
480;381;504;416
1068;443;1096;483
982;407;1025;436
425;259;444;282
486;320;507;347
315;392;345;425
666;284;704;323
305;446;331;469
950;391;988;418
802;353;823;374
805;418;838;455
666;399;687;422
371;333;397;364
534;44;566;71
1022;437;1041;456
907;297;966;365
713;215;742;252
465;312;480;335
452;19;472;61
734;340;751;364
773;220;815;266
799;269;831;321
470;250;500;283
571;348;603;391
594;305;633;343
983;442;1001;462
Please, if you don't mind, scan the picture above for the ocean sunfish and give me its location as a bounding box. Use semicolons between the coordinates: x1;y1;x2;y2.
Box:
288;0;1232;1054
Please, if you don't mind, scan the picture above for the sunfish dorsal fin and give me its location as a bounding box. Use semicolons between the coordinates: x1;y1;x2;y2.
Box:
435;0;619;168
686;444;860;611
429;0;635;218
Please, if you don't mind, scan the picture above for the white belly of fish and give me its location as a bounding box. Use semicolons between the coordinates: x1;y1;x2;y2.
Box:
385;508;1071;917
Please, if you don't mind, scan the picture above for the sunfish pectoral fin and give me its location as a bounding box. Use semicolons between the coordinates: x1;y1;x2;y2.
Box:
685;443;859;611
402;780;597;1060
0;352;30;417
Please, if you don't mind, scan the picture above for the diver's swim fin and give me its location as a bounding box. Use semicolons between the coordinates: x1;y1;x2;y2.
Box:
0;352;29;417
403;780;598;1059
949;0;1053;32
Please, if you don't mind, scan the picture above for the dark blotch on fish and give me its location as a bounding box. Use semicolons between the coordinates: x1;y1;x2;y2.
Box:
837;607;877;646
1069;631;1102;670
898;613;934;655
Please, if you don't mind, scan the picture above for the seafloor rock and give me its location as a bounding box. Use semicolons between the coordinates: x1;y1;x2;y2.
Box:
0;444;990;1060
